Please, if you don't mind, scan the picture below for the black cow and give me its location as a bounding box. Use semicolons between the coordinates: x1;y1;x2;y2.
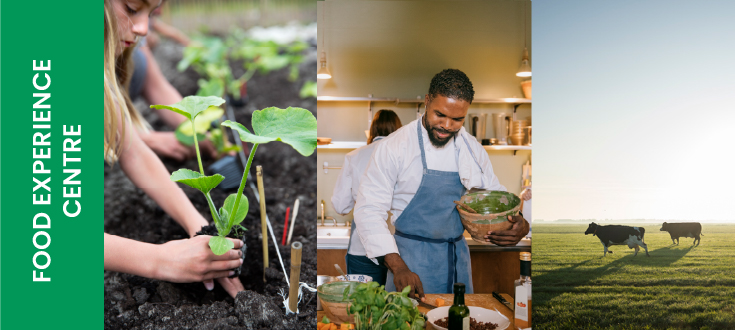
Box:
660;222;702;246
584;222;649;257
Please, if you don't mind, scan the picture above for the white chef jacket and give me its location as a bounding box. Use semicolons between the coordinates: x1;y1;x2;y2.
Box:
353;117;506;259
331;136;386;256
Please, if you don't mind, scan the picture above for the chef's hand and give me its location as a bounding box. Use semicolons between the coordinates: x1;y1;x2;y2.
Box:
384;253;425;301
484;215;529;246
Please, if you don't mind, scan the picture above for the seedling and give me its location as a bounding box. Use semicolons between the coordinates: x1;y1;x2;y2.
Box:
174;106;240;156
299;81;317;99
178;33;307;101
152;95;317;255
344;282;426;330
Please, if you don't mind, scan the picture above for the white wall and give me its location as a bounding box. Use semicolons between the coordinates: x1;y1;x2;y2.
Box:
317;0;532;222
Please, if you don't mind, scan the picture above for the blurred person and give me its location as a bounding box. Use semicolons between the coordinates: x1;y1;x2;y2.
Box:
126;2;219;161
331;110;402;286
145;5;191;49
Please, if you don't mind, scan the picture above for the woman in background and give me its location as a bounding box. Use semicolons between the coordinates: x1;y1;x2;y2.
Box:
332;110;402;285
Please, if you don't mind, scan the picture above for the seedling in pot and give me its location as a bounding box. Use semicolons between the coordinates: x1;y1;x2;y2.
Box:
151;96;317;261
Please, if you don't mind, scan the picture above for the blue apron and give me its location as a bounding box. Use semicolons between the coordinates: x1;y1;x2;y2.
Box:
385;122;473;294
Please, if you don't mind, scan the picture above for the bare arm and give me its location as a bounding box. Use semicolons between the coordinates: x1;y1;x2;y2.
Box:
151;18;191;46
104;233;243;282
139;45;186;128
138;45;219;159
107;119;244;296
118;118;205;236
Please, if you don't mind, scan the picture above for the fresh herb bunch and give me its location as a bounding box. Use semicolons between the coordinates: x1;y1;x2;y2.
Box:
151;95;317;255
343;282;426;330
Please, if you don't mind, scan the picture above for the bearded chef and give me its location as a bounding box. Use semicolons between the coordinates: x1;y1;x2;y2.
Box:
352;69;529;299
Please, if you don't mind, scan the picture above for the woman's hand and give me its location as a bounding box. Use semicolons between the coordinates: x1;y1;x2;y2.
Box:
216;277;245;298
154;235;244;283
140;131;193;161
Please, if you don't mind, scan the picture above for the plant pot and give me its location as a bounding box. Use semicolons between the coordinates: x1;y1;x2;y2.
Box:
196;224;247;277
457;191;521;244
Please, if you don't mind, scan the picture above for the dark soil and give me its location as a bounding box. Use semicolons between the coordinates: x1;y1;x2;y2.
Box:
104;39;318;330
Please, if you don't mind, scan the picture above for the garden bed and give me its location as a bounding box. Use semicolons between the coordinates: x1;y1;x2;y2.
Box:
104;39;317;330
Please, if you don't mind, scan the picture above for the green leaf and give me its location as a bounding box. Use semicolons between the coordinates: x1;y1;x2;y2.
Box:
196;78;225;98
217;208;229;233
401;285;411;295
222;193;249;228
174;127;206;146
209;236;233;255
299;81;317;99
256;54;290;73
221;107;317;156
170;169;224;194
321;316;330;324
177;106;225;136
151;95;226;121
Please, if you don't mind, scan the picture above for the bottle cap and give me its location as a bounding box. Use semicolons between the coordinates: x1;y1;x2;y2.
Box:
453;283;465;293
520;252;531;261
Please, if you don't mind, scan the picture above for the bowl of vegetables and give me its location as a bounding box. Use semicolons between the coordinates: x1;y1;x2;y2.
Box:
317;281;359;325
426;306;510;330
456;190;521;244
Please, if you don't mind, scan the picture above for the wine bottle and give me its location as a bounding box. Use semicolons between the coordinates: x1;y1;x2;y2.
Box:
514;252;532;328
448;283;470;330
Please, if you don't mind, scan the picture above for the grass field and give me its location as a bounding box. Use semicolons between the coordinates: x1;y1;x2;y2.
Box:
533;223;735;330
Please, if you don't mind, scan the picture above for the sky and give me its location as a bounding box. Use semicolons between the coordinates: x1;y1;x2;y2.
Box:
534;1;735;221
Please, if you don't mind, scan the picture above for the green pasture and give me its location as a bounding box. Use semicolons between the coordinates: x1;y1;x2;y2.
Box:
533;223;735;330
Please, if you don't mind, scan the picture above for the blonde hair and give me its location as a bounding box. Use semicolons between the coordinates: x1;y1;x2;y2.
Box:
104;0;149;163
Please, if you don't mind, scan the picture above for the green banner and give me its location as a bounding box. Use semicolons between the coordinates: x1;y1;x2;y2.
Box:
1;1;100;329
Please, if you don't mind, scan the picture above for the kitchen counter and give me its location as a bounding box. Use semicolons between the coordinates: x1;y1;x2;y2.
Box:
465;232;531;252
317;227;530;252
317;293;516;330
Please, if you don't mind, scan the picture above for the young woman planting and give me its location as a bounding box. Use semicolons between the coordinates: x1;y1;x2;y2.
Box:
103;0;244;298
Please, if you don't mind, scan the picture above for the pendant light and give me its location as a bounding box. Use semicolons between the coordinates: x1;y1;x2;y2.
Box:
317;52;331;79
317;4;332;79
516;1;531;78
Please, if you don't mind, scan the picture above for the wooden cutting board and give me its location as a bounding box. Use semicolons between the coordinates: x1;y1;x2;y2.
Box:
421;294;515;329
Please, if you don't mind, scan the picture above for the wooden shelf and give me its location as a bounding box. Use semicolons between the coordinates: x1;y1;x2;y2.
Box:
317;141;366;149
318;141;531;151
484;145;531;151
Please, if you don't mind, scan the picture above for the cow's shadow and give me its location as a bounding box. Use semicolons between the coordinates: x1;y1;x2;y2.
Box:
534;245;694;303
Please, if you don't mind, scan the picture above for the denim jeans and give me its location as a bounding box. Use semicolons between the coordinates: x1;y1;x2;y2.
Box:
346;253;389;286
